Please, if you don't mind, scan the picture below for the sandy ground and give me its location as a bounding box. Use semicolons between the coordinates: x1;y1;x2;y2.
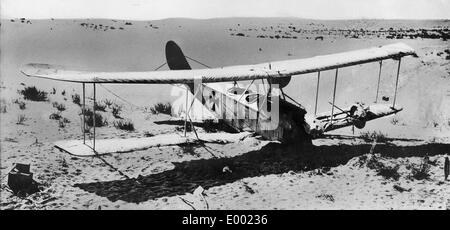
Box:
0;18;449;209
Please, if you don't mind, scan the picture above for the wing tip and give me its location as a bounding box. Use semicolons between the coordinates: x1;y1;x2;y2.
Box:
20;63;60;77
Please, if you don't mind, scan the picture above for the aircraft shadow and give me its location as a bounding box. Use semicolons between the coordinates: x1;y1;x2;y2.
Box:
74;142;449;203
154;120;238;133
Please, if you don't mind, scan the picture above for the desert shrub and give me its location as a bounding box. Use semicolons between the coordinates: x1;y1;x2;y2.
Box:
51;87;56;94
57;117;70;128
81;108;107;127
377;165;401;181
61;90;66;96
72;93;81;106
52;102;66;111
49;112;62;120
391;117;399;125
58;119;66;128
94;101;107;112
61;117;70;123
316;194;335;202
360;131;388;142
87;113;107;127
150;102;172;115
103;99;113;108
16;114;27;125
366;155;384;170
410;158;431;180
366;155;400;180
113;119;134;131
19;86;48;101
111;104;122;118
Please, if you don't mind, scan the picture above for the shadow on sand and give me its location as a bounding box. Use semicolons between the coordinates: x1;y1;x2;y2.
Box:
74;141;449;203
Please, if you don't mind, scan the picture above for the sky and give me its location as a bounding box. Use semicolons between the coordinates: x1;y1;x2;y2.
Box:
1;0;450;20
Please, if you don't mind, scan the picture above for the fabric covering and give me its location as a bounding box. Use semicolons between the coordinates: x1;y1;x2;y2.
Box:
21;43;416;84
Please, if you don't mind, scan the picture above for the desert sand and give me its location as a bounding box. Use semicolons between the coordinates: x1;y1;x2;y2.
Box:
0;18;449;209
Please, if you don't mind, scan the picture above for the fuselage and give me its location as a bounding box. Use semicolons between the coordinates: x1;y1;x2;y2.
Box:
195;82;310;143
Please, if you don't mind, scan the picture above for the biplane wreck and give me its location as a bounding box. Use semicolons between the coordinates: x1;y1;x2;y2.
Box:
21;41;416;156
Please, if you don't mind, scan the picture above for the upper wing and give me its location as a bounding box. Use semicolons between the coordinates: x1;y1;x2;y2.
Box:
21;43;416;84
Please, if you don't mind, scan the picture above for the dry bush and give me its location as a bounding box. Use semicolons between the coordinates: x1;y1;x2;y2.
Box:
72;93;81;106
111;104;122;118
150;102;172;115
377;165;401;181
52;102;66;111
58;117;70;128
113;119;134;131
410;157;431;180
391;117;399;125
81;108;107;127
316;194;335;202
366;155;400;181
58;119;66;128
103;99;113;108
19;86;48;101
49;112;62;120
94;101;107;112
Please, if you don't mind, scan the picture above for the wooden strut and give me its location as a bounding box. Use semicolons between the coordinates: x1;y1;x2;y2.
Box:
184;87;188;137
185;84;202;140
314;71;321;116
82;83;86;144
375;60;383;103
392;58;401;108
93;83;96;151
330;69;339;124
280;88;286;100
283;91;302;108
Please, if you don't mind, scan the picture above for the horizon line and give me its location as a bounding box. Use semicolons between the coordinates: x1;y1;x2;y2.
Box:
2;16;449;21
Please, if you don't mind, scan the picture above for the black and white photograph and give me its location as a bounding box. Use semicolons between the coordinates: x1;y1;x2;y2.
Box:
1;0;449;212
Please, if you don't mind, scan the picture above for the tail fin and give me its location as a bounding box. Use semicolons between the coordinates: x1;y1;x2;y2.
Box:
165;41;193;92
165;41;191;70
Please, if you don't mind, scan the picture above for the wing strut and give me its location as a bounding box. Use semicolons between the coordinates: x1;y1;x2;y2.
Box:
375;61;382;103
184;84;202;140
82;83;86;144
93;83;96;151
392;58;401;108
330;69;339;124
314;71;321;116
184;87;188;137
